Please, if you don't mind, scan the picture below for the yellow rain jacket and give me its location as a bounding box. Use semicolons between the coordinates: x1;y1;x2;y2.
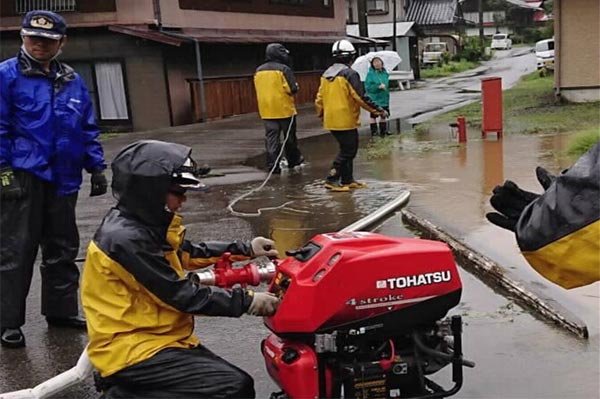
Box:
254;45;298;119
82;141;254;377
315;63;381;131
517;143;600;289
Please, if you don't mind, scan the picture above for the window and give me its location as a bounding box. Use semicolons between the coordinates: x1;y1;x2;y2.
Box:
347;0;354;23
16;0;76;14
67;60;130;122
367;0;389;14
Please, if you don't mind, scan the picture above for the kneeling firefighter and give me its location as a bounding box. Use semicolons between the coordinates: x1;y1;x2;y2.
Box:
81;140;280;398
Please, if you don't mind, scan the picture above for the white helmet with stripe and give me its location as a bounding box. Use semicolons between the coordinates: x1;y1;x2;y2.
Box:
331;39;356;58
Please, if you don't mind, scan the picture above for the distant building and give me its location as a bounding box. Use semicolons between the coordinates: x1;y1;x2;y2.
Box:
1;0;373;131
553;0;600;102
404;0;469;62
345;0;416;73
462;0;551;38
346;0;468;77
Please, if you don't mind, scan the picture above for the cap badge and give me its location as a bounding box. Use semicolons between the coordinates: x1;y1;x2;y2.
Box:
30;16;54;30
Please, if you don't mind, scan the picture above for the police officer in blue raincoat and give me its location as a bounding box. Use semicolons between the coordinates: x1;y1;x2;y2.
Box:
0;10;107;348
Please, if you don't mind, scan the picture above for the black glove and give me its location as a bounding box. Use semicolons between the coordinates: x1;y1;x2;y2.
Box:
90;171;108;197
0;166;24;200
486;167;556;232
197;164;211;176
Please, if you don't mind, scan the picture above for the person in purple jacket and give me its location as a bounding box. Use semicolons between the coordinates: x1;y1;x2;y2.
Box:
0;10;107;348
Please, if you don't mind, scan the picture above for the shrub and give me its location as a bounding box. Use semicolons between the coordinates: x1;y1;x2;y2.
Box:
458;37;486;62
567;129;600;157
441;51;452;65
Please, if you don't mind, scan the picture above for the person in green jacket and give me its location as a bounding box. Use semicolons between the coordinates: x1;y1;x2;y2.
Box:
364;57;390;137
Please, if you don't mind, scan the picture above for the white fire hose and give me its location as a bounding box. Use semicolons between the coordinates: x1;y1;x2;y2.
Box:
0;347;93;399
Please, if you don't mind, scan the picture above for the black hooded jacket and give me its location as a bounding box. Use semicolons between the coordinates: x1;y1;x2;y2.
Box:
81;140;253;377
254;43;298;119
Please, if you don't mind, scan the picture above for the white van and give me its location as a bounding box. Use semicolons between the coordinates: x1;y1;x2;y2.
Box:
535;38;555;69
422;42;448;66
491;33;512;50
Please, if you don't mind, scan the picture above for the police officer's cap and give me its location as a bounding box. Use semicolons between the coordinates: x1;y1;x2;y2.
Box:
21;10;67;41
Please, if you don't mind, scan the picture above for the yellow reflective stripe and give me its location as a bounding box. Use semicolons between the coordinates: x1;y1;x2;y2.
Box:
523;219;600;289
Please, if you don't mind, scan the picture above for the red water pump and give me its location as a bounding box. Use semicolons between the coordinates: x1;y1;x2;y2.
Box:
191;232;474;399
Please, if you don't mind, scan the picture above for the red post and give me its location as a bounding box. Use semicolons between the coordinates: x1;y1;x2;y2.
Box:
457;115;467;143
481;77;503;139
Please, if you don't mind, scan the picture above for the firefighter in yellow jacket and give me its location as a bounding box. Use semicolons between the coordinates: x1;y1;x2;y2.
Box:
254;43;304;174
487;142;599;289
81;140;280;398
315;40;387;192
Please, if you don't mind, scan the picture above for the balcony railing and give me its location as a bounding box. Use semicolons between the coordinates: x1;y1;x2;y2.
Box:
16;0;76;14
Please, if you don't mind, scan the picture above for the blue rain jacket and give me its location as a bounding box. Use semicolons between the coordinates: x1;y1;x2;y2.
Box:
0;51;106;196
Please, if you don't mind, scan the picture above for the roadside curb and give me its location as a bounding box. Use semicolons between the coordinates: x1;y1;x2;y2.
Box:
401;209;589;339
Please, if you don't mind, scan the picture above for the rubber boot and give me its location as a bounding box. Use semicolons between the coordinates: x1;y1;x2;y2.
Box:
370;123;378;137
1;328;25;348
378;121;389;137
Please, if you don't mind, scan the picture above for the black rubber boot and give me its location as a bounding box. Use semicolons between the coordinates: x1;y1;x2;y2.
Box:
1;327;25;348
378;121;389;137
370;123;378;136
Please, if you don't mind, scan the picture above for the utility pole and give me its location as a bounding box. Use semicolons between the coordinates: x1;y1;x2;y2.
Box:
357;0;369;38
392;0;397;51
478;0;484;45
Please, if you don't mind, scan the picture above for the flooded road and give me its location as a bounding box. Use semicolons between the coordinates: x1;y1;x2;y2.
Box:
236;128;599;333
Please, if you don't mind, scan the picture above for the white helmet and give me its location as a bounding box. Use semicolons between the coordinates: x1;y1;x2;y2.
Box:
172;157;204;191
332;39;356;58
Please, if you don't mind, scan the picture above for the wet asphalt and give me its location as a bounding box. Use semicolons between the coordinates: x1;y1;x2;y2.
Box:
1;47;598;398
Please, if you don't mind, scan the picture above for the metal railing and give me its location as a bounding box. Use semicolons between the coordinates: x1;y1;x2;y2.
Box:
16;0;76;14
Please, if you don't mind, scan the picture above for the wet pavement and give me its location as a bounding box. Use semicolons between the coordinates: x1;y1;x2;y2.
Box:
2;47;598;398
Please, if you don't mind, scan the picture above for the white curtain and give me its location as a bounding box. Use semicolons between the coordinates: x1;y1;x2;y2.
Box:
95;62;129;120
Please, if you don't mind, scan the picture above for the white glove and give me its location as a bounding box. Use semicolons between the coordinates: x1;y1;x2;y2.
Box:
251;237;279;258
247;292;280;316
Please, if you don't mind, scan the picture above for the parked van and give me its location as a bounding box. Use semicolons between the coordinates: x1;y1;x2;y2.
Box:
491;33;512;50
422;42;448;66
535;38;555;69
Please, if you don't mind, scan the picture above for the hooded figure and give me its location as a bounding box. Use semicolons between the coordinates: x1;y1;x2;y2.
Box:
82;140;279;398
254;43;304;173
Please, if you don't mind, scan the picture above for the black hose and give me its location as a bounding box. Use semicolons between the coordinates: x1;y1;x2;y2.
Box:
412;332;475;368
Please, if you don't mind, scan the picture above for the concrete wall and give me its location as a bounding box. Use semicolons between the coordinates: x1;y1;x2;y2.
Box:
1;30;171;132
555;0;600;101
160;0;346;33
396;36;411;71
